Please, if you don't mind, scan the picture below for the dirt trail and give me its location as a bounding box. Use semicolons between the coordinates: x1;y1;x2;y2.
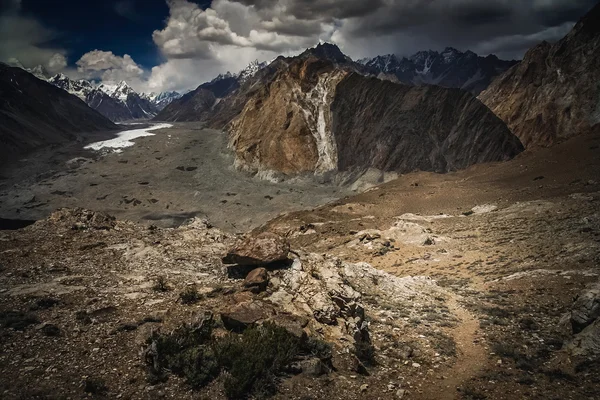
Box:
419;295;489;400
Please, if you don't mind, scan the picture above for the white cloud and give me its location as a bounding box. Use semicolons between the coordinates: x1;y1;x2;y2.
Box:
75;50;145;85
47;53;67;72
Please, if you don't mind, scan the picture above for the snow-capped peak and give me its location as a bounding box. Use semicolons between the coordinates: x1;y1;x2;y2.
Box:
112;81;135;100
237;60;267;83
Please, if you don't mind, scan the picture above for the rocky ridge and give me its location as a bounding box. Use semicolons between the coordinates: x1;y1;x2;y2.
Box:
479;3;600;147
360;48;517;95
50;76;160;122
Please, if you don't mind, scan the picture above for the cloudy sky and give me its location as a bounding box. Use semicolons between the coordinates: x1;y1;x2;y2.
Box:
0;0;596;93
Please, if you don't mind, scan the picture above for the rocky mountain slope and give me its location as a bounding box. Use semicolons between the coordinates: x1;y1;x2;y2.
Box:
227;50;522;176
330;74;523;172
154;61;269;122
156;44;522;177
360;48;517;95
479;3;600;148
0;63;117;165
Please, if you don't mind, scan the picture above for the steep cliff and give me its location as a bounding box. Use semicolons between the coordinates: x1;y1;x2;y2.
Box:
479;3;600;147
229;58;347;174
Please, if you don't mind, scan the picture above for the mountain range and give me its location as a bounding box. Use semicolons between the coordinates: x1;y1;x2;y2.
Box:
359;48;518;95
49;75;180;122
222;44;523;176
3;2;599;173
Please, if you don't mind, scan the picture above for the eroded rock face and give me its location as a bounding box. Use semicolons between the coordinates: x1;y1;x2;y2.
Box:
222;232;290;266
229;58;347;175
479;3;600;147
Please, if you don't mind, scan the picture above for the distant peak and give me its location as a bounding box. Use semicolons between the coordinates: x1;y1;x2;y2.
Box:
302;42;352;63
442;47;461;53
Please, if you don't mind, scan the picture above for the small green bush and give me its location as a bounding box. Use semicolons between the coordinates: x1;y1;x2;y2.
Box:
146;320;331;399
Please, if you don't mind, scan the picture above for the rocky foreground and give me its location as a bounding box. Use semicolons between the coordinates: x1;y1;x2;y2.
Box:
1;130;599;399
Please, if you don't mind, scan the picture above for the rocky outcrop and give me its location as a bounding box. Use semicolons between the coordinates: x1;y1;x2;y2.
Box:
570;281;600;333
479;3;600;147
228;58;348;174
0;64;117;165
222;232;290;266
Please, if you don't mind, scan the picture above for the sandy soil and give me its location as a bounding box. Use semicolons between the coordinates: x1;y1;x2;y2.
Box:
0;123;350;232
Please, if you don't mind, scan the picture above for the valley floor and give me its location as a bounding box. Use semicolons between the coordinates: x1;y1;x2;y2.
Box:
0;129;599;399
0;123;349;232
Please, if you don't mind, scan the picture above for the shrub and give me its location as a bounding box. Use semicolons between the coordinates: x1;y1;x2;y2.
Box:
146;320;331;399
152;276;170;292
179;286;201;304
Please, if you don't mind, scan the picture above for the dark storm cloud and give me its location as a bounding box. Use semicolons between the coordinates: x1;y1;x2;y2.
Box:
328;0;597;59
447;1;514;25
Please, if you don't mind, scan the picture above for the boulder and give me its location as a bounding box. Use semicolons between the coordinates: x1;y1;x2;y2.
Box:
223;232;290;266
297;358;325;376
220;301;273;332
570;282;600;333
244;268;269;293
567;319;600;358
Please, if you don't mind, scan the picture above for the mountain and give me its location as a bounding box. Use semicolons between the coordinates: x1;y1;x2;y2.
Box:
238;60;268;83
227;50;523;176
479;3;600;148
155;44;370;124
50;76;158;121
359;48;517;95
156;43;521;175
144;91;182;110
0;63;117;164
154;62;260;122
6;59;52;81
49;73;95;101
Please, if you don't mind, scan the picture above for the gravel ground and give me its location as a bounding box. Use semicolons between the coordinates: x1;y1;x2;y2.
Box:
0;123;350;232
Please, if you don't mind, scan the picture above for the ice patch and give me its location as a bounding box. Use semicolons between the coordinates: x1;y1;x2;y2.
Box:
84;123;173;151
